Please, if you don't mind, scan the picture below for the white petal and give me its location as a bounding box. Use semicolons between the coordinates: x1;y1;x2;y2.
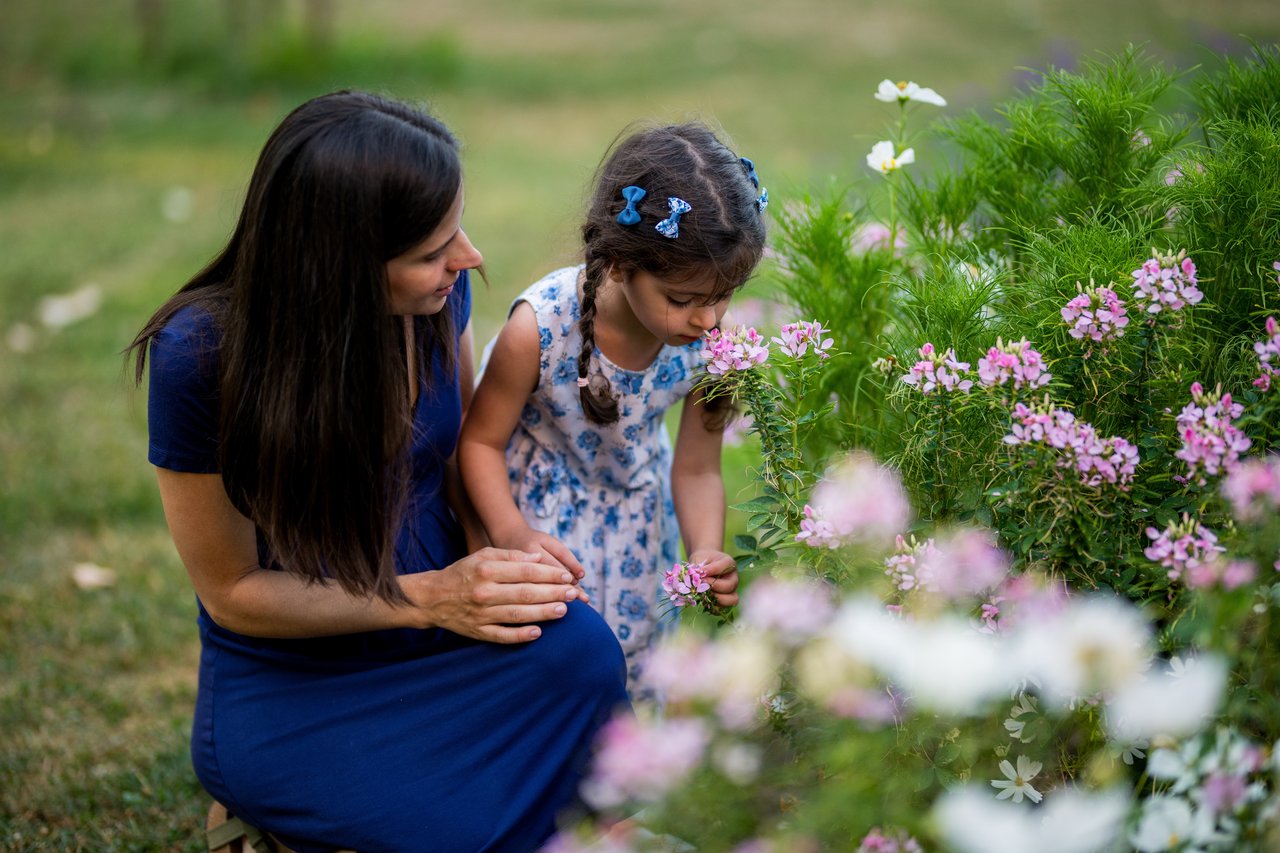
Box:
913;86;948;106
897;147;916;166
874;79;900;102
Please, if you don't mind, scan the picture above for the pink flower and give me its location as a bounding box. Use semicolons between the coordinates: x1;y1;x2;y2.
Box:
900;342;973;395
1253;315;1280;390
853;222;908;253
1061;280;1129;356
1003;400;1139;489
884;533;940;593
1144;514;1226;583
741;576;835;643
1130;249;1203;315
1221;454;1280;521
662;561;717;611
581;714;711;808
1174;382;1251;485
857;826;922;853
924;528;1011;599
976;337;1052;390
772;319;835;360
1200;772;1249;814
701;325;770;375
798;453;911;549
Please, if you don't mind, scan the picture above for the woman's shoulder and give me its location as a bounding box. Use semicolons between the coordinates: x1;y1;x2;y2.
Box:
150;302;224;378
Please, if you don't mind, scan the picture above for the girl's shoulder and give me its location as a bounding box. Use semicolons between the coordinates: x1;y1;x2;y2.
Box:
513;265;583;322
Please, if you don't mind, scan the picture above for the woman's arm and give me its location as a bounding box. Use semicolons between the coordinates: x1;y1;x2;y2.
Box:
156;467;583;643
457;303;584;577
671;389;740;607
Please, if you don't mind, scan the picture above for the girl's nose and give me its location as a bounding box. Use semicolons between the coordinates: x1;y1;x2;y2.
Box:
691;305;716;330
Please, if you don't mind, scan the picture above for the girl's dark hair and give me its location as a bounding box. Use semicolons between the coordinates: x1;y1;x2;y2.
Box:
127;90;463;604
577;122;767;425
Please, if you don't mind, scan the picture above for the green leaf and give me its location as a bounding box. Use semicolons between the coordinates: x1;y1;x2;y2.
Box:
733;534;758;552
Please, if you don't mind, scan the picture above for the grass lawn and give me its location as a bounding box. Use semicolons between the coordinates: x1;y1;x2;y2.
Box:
2;0;1277;848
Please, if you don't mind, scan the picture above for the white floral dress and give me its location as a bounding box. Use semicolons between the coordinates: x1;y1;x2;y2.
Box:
486;265;703;688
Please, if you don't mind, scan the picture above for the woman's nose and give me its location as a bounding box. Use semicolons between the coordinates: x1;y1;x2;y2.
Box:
450;230;484;270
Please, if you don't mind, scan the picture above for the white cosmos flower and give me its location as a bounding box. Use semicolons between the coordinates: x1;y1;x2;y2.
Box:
933;785;1130;853
866;140;915;175
991;754;1043;803
1108;655;1226;742
1130;795;1220;852
1014;594;1153;708
875;78;948;106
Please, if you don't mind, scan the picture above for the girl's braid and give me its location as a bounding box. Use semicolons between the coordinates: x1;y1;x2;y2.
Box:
577;244;620;424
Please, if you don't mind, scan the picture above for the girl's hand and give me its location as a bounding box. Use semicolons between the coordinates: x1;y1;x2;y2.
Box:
491;526;586;583
402;548;589;644
688;548;740;608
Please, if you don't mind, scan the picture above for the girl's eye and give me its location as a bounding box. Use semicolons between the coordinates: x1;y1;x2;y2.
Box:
667;295;692;307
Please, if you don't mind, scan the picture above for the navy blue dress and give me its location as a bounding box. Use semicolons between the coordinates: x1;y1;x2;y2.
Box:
147;271;629;853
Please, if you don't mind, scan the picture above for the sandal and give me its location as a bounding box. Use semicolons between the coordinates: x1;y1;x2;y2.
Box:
206;801;282;853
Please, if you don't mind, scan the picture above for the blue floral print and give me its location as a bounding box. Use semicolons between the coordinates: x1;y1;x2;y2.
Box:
491;266;702;689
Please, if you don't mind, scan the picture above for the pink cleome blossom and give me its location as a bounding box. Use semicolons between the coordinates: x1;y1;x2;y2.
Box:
1174;382;1252;485
1220;454;1280;522
976;337;1052;391
772;319;835;360
1253;316;1280;392
857;826;923;853
1130;249;1203;316
900;342;973;395
796;453;911;550
701;325;770;375
740;576;836;642
662;561;715;610
581;714;711;808
1061;280;1129;356
1004;401;1139;489
1144;513;1226;583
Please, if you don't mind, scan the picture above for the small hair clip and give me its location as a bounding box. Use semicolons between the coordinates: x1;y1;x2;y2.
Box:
655;197;691;239
756;187;769;212
576;375;590;388
616;185;646;226
740;157;760;189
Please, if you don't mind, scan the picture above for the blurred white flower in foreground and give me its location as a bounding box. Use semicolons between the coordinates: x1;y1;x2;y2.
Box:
933;785;1129;853
866;140;915;175
1108;655;1227;742
1014;595;1152;708
1130;795;1220;852
874;79;948;106
832;597;1013;714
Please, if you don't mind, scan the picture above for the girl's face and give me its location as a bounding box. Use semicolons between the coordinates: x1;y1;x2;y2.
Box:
385;187;483;316
615;267;732;346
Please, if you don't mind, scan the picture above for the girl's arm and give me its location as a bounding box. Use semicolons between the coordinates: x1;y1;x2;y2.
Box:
156;466;584;643
446;321;491;553
457;302;585;578
671;388;740;607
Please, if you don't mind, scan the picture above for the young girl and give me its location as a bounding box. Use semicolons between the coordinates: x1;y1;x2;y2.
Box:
458;122;768;687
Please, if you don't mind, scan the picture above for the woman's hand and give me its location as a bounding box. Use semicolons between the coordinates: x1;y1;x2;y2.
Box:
489;526;586;582
402;547;589;644
687;548;740;609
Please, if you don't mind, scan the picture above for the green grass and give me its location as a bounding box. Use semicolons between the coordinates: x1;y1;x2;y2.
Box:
1;0;1277;847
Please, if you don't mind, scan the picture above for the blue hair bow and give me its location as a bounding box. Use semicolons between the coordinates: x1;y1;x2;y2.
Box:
655;197;691;239
616;185;646;226
741;157;768;211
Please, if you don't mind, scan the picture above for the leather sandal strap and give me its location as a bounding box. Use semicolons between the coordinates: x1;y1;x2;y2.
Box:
207;815;276;852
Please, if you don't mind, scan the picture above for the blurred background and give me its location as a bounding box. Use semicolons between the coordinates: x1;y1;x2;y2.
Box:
2;0;1277;848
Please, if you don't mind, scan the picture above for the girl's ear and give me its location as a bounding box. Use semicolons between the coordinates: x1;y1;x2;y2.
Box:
603;263;629;289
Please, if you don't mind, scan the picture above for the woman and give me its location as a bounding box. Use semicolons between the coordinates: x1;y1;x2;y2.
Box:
129;90;628;853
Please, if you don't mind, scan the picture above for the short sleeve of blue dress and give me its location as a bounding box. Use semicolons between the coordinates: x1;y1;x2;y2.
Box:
145;270;628;853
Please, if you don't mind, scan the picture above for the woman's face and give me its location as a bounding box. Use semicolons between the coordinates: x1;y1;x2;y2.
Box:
385;187;483;316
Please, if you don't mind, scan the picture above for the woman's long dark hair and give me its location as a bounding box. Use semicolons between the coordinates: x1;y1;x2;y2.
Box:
128;90;463;603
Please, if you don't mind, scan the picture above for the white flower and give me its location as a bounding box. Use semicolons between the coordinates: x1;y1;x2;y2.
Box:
1130;795;1219;851
933;785;1130;853
1004;693;1038;743
1108;655;1226;741
1014;594;1152;708
866;140;915;175
991;754;1043;803
831;598;1014;714
874;78;948;106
